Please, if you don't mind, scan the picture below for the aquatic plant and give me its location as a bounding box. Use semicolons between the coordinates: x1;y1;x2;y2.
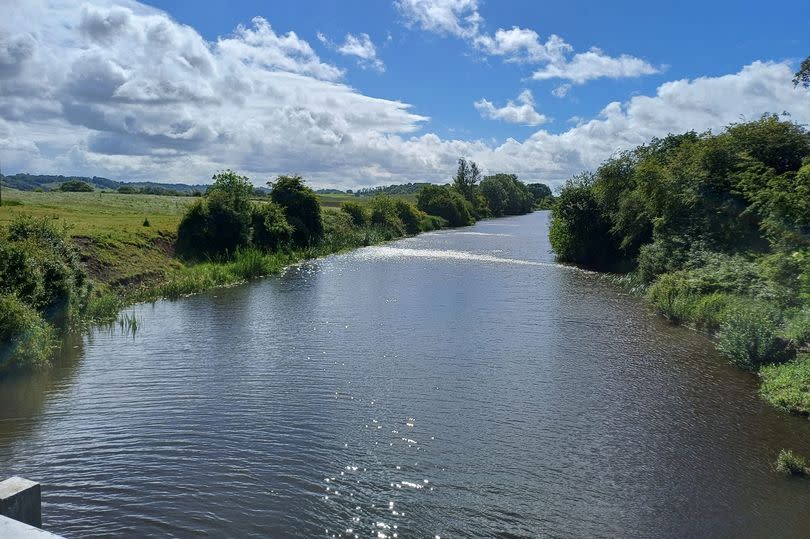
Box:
775;449;808;476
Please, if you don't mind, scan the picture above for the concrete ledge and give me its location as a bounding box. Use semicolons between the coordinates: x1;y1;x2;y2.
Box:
0;516;63;538
0;476;41;527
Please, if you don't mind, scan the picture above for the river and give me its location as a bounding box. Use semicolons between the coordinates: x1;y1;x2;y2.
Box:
2;211;810;537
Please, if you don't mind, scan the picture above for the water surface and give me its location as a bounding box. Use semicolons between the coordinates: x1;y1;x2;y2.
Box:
2;212;810;537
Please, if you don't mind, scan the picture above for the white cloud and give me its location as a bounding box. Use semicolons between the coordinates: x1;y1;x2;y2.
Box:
395;1;657;84
473;28;570;64
532;47;660;84
552;84;572;98
394;0;482;38
320;32;385;72
474;90;548;126
0;1;808;190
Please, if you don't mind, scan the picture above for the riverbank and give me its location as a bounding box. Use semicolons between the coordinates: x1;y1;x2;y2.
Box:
549;115;810;417
1;171;542;375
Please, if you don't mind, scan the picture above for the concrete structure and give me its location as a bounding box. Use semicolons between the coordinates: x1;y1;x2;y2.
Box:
0;476;41;528
0;516;63;538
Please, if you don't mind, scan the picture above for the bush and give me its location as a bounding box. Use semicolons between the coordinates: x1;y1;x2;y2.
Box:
394;199;422;235
0;294;56;375
717;301;794;370
177;191;251;258
775;449;808;475
368;195;405;235
419;214;447;231
59;180;93;192
416;184;474;227
784;307;810;347
646;274;697;324
691;293;739;332
270;175;323;247
252;202;293;252
549;175;618;268
340;201;368;227
760;355;810;414
143;218;150;227
0;216;89;322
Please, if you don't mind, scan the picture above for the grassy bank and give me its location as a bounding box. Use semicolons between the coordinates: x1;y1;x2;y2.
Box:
549;115;810;415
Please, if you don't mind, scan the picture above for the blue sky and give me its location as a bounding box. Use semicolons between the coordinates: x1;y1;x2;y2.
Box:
2;1;809;188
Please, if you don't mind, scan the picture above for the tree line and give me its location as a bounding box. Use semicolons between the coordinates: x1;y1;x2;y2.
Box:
176;161;552;259
549;114;810;388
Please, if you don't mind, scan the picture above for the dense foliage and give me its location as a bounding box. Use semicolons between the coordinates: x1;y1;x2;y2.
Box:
416;184;475;227
177;171;254;257
479;173;534;217
59;180;93;192
550;115;810;378
0;217;90;374
269;175;324;247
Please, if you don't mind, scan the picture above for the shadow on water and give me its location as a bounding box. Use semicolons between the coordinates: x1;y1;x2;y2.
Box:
0;333;85;444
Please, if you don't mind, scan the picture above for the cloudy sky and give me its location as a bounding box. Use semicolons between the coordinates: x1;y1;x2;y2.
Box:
1;0;809;189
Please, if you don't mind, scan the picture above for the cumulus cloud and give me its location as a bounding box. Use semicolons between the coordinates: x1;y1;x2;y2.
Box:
394;0;482;38
395;1;657;84
474;90;548;126
318;32;385;72
533;47;660;84
0;1;807;190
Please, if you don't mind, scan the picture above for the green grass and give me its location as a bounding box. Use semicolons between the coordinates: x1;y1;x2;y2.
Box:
760;355;810;414
0;188;192;289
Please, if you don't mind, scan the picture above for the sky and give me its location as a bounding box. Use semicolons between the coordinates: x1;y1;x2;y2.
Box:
1;0;809;189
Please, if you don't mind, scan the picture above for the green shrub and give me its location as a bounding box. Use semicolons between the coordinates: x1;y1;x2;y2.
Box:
368;195;405;235
0;216;89;323
717;301;794;370
775;449;808;475
691;293;739;332
177;186;252;258
549;175;618;268
269;175;323;247
419;214;447;231
784;307;810;347
252;202;293;252
0;294;56;375
394;199;422;235
760;355;810;414
340;201;368;227
646;274;697;323
143;218;150;227
416;184;474;227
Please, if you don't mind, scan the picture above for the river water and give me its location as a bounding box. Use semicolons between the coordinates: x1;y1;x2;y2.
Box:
2;211;810;538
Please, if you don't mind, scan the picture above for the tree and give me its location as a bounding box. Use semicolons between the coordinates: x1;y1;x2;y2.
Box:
794;56;810;88
177;170;254;257
480;174;534;216
252;202;293;251
268;175;323;247
416;184;474;227
59;180;93;192
453;158;481;202
549;174;618;268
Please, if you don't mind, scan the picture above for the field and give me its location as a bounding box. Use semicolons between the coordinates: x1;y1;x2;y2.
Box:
0;188;416;291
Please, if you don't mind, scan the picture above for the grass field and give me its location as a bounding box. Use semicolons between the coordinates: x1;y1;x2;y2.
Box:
0;188;417;292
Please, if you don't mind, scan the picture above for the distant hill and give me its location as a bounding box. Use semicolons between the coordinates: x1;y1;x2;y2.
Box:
2;173;210;195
